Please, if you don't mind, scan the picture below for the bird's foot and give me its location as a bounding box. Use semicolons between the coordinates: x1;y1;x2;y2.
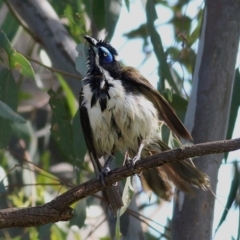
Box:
125;155;142;176
99;166;117;187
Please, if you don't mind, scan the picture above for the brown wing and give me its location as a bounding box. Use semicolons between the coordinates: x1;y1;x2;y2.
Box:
121;67;193;141
79;90;102;172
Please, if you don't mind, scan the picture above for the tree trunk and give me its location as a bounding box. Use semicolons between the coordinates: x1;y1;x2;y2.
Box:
172;0;240;239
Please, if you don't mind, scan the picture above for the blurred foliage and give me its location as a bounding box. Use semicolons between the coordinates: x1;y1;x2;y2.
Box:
0;0;239;239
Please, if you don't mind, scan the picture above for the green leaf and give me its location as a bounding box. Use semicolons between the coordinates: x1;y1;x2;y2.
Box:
119;177;134;216
0;30;14;56
225;69;240;161
170;15;192;38
92;0;105;31
115;211;122;240
0;100;26;123
0;30;35;78
124;0;130;12
72;110;86;164
63;3;87;42
163;88;173;102
0;67;18;149
69;199;86;228
0;67;18;110
0;180;6;194
51;224;68;240
38;223;53;240
146;0;180;94
0;118;12;149
124;23;148;39
57;73;77;118
188;10;203;47
9;52;35;78
105;0;122;41
48;89;78;163
1;10;20;42
72;110;87;184
215;161;239;233
12;121;36;157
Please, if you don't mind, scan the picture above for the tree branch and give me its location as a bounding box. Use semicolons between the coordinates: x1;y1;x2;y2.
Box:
0;138;239;229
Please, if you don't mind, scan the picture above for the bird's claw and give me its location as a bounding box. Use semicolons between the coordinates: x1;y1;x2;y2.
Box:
125;156;141;176
99;166;117;187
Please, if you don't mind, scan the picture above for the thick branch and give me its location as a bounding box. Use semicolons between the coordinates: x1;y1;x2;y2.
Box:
0;138;239;229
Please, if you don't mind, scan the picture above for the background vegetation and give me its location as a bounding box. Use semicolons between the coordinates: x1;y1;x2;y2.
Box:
0;0;239;239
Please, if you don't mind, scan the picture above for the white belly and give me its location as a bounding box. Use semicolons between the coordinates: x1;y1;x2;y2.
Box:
82;80;160;156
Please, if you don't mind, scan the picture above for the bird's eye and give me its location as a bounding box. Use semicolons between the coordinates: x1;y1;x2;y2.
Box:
99;46;113;63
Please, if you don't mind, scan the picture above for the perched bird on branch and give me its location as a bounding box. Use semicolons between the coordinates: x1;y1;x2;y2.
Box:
79;35;210;215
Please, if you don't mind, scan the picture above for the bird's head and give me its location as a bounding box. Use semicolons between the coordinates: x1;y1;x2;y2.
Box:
84;35;121;78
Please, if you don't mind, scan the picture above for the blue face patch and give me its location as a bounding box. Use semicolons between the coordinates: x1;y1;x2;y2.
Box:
98;46;113;63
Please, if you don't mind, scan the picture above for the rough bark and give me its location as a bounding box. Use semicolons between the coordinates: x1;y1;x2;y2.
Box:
0;138;239;229
172;1;240;239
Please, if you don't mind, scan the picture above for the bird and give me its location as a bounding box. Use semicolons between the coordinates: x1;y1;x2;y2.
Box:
79;35;210;216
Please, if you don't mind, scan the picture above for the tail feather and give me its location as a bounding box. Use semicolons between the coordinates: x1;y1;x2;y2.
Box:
158;160;210;195
167;160;210;190
141;140;210;198
103;186;124;216
89;154;123;216
140;168;173;201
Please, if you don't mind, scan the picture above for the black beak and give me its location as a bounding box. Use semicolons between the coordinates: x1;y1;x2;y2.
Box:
84;36;98;69
84;35;98;56
85;35;99;51
84;35;98;47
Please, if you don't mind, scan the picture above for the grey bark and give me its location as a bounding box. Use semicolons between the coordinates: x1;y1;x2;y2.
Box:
172;1;240;239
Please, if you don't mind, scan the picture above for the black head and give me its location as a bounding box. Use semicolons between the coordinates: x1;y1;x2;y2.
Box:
84;36;122;78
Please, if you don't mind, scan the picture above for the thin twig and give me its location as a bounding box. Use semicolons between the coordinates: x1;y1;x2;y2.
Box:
24;55;82;80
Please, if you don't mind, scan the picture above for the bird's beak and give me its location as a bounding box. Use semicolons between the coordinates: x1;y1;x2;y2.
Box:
84;35;98;54
84;35;97;46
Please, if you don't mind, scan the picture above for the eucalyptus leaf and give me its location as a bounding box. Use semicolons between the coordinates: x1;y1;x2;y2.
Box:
92;0;105;31
0;30;14;56
119;177;134;216
124;0;130;12
115;211;122;240
9;52;35;78
0;67;18;148
1;9;19;42
225;70;240;161
0;31;35;78
57;73;77;118
38;223;53;240
0;180;6;194
48;89;78;163
69;199;86;228
215;161;239;233
72;110;86;167
0;100;26;123
146;0;179;93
